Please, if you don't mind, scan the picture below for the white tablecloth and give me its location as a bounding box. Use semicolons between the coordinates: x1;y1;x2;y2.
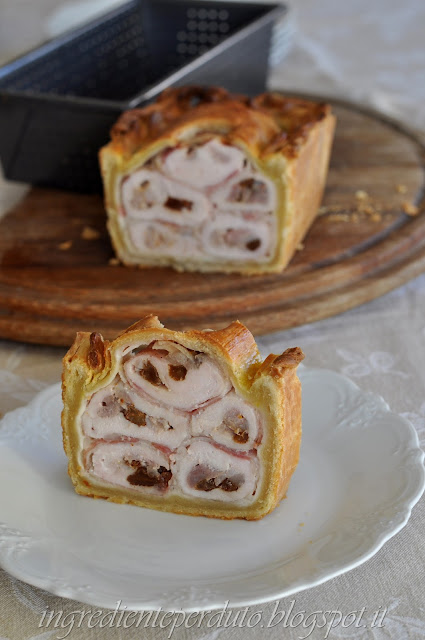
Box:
1;0;424;638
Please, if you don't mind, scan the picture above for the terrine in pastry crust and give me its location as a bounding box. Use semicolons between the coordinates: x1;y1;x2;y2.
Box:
99;87;335;274
62;315;304;520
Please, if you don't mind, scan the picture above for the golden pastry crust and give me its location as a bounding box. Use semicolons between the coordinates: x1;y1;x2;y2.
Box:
107;87;330;160
62;315;304;520
99;87;335;275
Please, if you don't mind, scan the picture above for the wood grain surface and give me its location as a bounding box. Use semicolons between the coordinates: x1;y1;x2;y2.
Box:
0;98;424;346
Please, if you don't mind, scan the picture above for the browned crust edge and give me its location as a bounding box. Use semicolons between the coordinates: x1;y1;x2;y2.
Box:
106;87;332;161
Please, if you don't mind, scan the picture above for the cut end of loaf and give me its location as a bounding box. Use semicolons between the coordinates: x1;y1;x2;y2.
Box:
100;87;336;275
62;317;304;520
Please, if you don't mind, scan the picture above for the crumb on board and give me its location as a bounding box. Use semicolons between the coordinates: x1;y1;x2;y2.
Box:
296;242;305;251
402;201;419;216
360;204;383;221
327;213;351;222
355;190;368;200
321;197;386;223
108;257;120;266
58;240;72;250
396;184;408;194
81;226;101;240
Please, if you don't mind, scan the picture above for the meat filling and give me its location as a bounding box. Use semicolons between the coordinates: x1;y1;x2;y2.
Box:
88;441;171;492
122;341;232;411
223;412;249;444
191;390;261;450
202;216;270;260
228;178;269;204
81;339;262;504
81;381;190;448
171;438;258;502
119;139;278;264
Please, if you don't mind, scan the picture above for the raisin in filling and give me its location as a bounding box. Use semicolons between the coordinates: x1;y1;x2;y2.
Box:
122;405;146;426
195;476;240;492
230;178;268;204
223;413;249;444
125;459;172;488
97;395;120;418
190;465;243;493
139;361;164;386
168;364;187;381
130;181;154;209
164;197;193;212
246;238;261;252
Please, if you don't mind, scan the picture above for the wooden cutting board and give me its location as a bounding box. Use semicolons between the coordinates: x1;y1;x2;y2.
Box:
0;98;424;346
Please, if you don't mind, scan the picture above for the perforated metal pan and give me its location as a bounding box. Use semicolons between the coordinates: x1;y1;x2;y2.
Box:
0;0;286;192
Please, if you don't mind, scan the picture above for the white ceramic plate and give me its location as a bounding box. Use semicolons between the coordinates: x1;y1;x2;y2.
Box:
0;369;423;612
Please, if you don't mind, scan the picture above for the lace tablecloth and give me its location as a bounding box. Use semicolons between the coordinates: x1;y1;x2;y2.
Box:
1;0;425;638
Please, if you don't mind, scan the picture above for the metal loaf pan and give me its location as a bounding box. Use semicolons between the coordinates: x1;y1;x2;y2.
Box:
0;0;286;193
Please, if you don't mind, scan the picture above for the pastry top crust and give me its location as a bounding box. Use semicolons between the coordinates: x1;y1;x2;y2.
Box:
63;314;304;397
106;86;332;162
